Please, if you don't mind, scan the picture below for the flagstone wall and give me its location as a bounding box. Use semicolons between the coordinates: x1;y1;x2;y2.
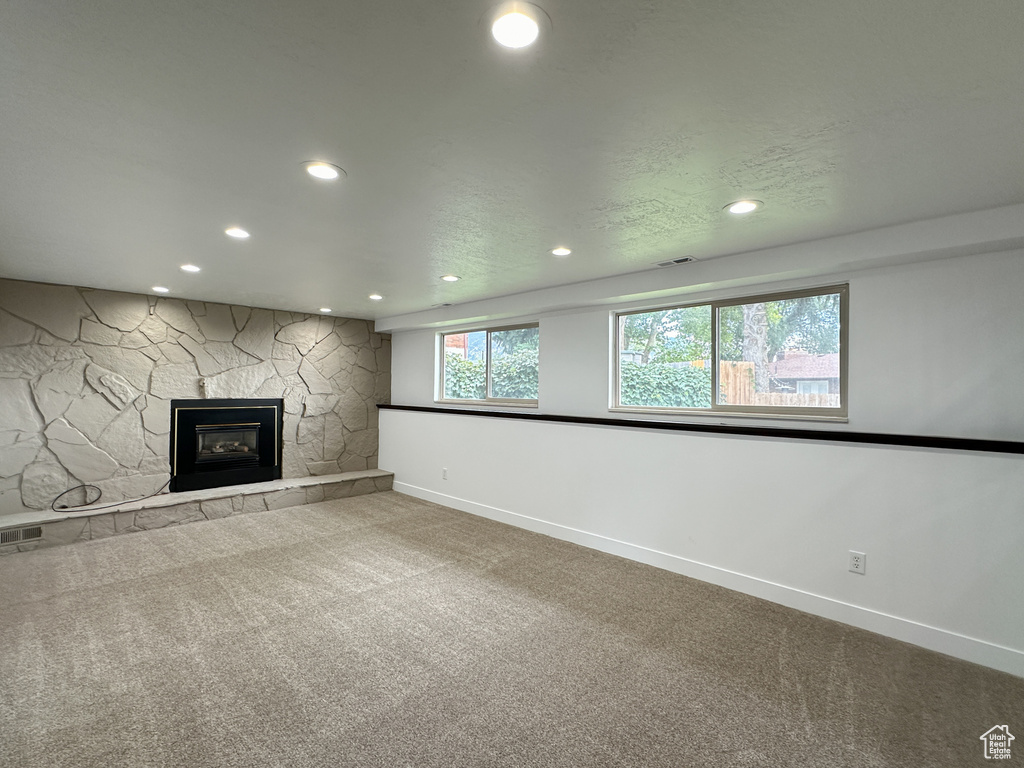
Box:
0;279;390;517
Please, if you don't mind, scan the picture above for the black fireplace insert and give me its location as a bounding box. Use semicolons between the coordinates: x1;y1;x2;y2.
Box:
169;398;283;492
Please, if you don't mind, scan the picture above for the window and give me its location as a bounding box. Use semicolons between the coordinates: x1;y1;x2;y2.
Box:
439;324;539;403
616;285;847;417
796;380;829;395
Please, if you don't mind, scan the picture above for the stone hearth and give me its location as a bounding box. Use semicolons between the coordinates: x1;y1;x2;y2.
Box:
0;470;393;555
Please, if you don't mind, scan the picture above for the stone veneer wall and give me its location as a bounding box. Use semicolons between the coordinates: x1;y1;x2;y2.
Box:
0;278;390;518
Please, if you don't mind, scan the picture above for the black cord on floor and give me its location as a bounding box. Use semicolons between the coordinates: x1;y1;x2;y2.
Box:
51;478;172;514
51;485;101;511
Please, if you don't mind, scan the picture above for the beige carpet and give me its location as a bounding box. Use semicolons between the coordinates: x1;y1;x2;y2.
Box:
1;491;1020;767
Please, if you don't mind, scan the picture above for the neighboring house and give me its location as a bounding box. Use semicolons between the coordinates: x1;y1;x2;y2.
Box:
768;351;840;395
444;333;469;359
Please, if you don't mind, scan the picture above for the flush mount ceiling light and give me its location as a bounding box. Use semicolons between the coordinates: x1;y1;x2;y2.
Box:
368;294;384;301
180;264;201;273
319;307;332;313
225;227;250;239
488;2;550;48
551;247;571;257
152;286;170;294
440;274;460;282
303;161;346;181
725;200;762;215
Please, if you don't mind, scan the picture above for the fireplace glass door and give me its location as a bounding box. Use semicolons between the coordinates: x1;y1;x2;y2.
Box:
195;424;260;467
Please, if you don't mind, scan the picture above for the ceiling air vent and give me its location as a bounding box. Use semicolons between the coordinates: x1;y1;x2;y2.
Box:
655;256;697;267
0;526;43;545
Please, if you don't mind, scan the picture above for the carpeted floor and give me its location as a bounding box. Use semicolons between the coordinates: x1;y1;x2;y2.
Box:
1;491;1020;767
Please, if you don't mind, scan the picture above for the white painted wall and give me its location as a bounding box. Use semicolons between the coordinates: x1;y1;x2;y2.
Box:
380;240;1024;677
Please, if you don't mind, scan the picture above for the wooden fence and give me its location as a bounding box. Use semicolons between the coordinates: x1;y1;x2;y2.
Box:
718;360;839;408
750;392;840;407
718;360;754;405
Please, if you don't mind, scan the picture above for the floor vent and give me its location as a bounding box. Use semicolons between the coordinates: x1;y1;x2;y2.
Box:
0;526;43;545
655;256;696;267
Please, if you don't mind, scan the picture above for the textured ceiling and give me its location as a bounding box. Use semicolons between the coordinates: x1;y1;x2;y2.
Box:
1;0;1022;319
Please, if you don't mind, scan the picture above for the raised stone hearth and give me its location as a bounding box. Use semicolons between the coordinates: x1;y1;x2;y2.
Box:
0;470;393;555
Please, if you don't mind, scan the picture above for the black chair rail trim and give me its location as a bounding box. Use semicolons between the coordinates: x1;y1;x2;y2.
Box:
377;404;1023;455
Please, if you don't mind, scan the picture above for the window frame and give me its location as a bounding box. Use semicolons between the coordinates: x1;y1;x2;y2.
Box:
613;284;848;420
437;322;540;406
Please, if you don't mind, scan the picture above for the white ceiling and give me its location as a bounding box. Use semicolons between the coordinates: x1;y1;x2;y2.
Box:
2;0;1022;321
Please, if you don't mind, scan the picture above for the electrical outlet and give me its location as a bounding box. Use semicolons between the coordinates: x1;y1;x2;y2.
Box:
849;550;866;575
442;467;448;480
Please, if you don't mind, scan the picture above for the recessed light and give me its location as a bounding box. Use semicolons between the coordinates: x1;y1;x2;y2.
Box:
180;264;201;273
369;294;384;301
319;307;332;313
489;2;548;48
152;286;170;294
725;200;762;215
441;275;460;282
303;161;346;181
493;12;538;47
551;247;571;257
225;227;250;239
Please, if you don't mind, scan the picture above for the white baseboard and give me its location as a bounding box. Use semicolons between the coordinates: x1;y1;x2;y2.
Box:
393;481;1024;679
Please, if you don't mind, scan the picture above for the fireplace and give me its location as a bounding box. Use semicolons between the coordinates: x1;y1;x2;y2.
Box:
169;399;283;492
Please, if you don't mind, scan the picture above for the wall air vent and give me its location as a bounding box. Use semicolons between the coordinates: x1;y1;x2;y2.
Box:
655;256;697;267
0;526;43;545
